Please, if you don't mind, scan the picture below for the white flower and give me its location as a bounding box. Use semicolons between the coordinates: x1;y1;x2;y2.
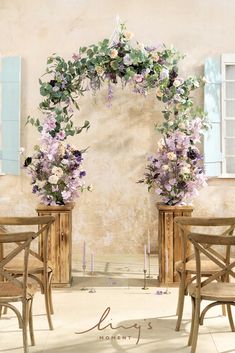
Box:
61;159;69;165
173;78;183;87
162;165;169;171
52;166;63;178
151;52;159;62
48;175;59;184
178;122;186;129
19;147;25;154
35;180;46;189
167;152;177;161
194;80;200;88
95;66;105;75
181;166;191;174
123;30;133;40
157;138;165;150
58;143;65;156
110;49;118;59
202;76;208;84
137;42;145;52
168;121;174;126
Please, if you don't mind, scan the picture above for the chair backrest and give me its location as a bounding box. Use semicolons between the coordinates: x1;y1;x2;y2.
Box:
174;217;235;266
188;233;235;293
0;232;35;298
0;216;55;271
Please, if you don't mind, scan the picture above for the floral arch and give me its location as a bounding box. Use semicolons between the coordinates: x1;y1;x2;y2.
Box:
24;23;208;206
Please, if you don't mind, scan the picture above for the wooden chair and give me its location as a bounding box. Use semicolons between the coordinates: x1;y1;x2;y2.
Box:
174;216;235;331
0;216;55;330
0;231;37;353
188;232;235;353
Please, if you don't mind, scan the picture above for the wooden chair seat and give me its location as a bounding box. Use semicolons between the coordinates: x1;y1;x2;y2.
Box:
188;282;235;301
0;216;55;330
5;257;53;274
176;259;221;274
0;282;37;300
186;232;235;353
0;232;36;353
174;216;235;332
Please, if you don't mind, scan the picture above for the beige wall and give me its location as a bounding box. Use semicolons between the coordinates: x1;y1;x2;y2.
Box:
0;0;235;255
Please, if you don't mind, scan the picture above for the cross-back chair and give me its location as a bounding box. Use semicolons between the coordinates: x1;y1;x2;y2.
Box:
174;216;235;331
0;231;37;353
188;232;235;353
0;216;55;330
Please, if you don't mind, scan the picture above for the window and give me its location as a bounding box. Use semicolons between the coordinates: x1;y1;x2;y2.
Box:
0;56;21;175
204;57;222;177
204;55;235;177
221;54;235;176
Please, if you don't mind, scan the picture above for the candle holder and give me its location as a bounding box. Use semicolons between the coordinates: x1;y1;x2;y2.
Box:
146;253;153;279
142;269;149;290
80;264;89;291
88;271;96;293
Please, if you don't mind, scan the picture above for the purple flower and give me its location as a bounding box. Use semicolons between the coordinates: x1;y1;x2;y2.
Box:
134;74;144;83
57;131;66;141
32;185;39;193
79;170;86;178
123;54;133;66
72;53;81;61
160;68;169;80
43;114;57;132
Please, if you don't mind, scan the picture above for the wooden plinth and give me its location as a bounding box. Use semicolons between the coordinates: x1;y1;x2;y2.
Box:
36;203;75;288
157;203;193;285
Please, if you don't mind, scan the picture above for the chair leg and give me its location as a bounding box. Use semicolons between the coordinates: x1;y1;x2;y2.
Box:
175;272;186;331
227;304;235;332
44;281;54;330
3;306;7;315
222;304;226;316
190;298;200;353
48;272;54;315
28;298;35;346
22;302;29;353
188;296;195;346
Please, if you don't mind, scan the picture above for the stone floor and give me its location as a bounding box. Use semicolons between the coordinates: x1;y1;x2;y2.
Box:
0;255;235;353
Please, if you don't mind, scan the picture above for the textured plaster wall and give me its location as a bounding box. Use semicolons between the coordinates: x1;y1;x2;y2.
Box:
0;0;235;255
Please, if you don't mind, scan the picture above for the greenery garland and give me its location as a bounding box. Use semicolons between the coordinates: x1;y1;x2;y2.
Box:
25;23;208;205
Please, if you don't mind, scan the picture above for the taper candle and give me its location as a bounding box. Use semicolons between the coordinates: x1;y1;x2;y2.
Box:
147;231;150;254
144;244;147;271
91;252;94;273
82;241;86;267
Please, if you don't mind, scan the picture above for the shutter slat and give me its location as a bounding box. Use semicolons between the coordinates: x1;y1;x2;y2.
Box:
204;57;222;177
1;56;21;175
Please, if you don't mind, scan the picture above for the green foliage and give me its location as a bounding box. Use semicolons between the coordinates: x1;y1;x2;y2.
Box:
28;23;206;159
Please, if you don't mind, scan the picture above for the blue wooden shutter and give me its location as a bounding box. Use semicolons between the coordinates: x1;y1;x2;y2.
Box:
0;56;21;175
204;57;222;176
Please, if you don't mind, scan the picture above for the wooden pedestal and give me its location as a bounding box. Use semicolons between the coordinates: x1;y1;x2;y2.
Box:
157;203;193;285
36;203;75;288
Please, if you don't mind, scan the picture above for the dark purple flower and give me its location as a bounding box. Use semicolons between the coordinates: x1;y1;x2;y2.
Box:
32;185;39;193
187;148;198;160
24;157;32;167
79;171;86;178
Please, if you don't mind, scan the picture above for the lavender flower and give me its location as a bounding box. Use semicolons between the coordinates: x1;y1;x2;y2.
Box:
143;127;207;205
24;140;87;205
123;54;133;66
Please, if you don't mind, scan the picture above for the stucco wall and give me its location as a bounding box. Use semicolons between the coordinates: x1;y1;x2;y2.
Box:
0;0;235;254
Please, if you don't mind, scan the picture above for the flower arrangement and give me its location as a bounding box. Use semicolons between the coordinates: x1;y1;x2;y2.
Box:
141;112;208;205
24;141;87;205
24;22;208;206
24;110;90;205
